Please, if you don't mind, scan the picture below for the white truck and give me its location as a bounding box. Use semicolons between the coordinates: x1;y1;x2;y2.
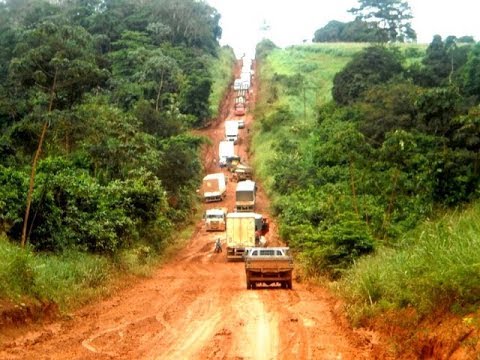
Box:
201;173;226;202
218;140;235;167
225;120;239;144
204;208;226;231
244;247;294;289
235;180;256;212
226;212;257;260
233;78;243;91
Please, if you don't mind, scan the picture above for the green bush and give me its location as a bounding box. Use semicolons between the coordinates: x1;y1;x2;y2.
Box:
0;239;35;299
9;157;171;254
0;165;27;234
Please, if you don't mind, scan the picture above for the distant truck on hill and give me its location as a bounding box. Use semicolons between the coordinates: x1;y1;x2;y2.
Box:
218;140;235;167
225;120;239;144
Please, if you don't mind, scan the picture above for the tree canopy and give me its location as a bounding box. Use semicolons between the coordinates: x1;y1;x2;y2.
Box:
0;0;231;252
349;0;416;42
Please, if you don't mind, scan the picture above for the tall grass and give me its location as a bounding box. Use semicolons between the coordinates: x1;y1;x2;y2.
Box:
339;202;480;322
209;46;236;118
0;230;198;310
0;236;111;309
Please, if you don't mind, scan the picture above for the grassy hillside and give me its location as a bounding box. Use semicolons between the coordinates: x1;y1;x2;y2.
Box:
253;41;480;321
252;44;361;190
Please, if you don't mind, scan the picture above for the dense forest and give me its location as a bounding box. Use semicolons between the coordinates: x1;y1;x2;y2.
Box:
0;0;234;305
254;34;480;314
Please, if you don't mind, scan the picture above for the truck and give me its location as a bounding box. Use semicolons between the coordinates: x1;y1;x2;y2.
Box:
225;120;239;144
232;163;253;182
218;140;235;167
234;102;246;116
226;212;257;260
204;208;226;231
235;180;256;212
233;78;243;91
201;173;226;202
244;247;294;289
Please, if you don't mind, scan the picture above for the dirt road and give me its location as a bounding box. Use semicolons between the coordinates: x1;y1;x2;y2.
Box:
0;62;388;359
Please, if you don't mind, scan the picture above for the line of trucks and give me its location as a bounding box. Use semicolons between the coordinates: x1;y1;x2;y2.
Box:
201;168;293;289
233;57;253;116
203;204;293;289
200;56;293;289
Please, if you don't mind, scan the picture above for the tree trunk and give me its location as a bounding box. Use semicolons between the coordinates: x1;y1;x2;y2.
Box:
155;71;165;112
349;157;359;216
21;69;57;247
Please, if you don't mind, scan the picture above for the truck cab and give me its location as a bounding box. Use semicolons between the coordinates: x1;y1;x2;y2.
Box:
204;208;226;231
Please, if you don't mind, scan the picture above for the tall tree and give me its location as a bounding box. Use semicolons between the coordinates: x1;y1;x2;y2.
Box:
349;0;416;42
9;22;104;246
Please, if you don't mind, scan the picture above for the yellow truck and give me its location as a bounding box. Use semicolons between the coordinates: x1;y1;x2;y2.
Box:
226;212;256;260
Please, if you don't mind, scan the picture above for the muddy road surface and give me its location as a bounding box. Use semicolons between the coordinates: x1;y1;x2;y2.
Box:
0;62;387;360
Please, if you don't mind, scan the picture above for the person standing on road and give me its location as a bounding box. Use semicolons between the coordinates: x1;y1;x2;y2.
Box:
215;237;222;253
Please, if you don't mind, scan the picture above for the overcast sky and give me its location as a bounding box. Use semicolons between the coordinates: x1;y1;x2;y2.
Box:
206;0;480;58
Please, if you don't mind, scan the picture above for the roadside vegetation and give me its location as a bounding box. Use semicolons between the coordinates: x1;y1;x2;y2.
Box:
0;0;230;310
253;35;480;319
209;46;236;118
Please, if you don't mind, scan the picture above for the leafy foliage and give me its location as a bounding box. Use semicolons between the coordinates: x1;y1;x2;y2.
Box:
0;0;230;307
332;45;403;105
348;0;416;42
313;19;385;43
254;39;480;281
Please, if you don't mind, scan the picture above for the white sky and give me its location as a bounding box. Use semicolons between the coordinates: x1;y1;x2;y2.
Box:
206;0;480;58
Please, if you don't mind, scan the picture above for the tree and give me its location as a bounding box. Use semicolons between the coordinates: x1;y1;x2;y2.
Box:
349;0;416;42
462;43;480;99
332;45;403;105
137;50;180;112
313;20;345;43
313;19;385;43
9;22;104;246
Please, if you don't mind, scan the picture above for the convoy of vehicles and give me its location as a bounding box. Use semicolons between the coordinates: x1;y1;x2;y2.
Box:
201;173;227;202
203;58;294;288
